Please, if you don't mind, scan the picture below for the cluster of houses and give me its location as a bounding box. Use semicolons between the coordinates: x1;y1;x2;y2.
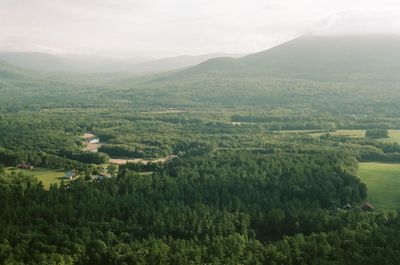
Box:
91;174;111;181
62;168;112;182
345;114;369;119
91;167;112;181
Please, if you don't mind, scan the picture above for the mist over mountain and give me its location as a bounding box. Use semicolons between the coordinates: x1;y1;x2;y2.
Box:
3;35;398;78
126;53;243;74
0;52;242;74
181;34;400;78
0;52;153;73
2;34;400;82
113;34;400;109
0;59;36;80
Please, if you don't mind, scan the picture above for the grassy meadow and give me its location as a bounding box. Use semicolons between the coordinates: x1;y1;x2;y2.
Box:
378;130;400;144
307;129;366;138
6;167;69;189
358;162;400;210
328;129;400;141
280;129;400;142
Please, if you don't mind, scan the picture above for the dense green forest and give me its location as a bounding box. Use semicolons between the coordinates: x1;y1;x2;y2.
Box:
1;151;398;264
2;35;400;264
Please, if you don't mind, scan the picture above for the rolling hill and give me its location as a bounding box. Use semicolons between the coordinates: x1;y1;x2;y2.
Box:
0;59;36;80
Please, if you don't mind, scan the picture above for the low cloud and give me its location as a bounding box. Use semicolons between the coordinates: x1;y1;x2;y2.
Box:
0;0;399;57
311;10;400;35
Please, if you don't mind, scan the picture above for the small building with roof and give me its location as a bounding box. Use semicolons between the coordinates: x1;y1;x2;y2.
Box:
362;202;374;212
17;163;34;170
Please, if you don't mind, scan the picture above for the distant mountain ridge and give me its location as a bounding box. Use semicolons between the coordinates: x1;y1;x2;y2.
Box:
120;34;400;108
2;35;400;110
0;52;242;74
0;52;152;73
181;34;400;78
127;53;242;74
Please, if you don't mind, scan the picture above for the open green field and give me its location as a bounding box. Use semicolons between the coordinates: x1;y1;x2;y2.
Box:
279;129;367;138
378;130;400;144
358;162;400;210
280;129;400;142
6;167;69;189
325;129;400;141
309;130;366;138
331;130;366;137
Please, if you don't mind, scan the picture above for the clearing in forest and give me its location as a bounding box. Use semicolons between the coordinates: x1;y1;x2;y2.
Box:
378;130;400;144
108;155;177;165
6;167;69;189
279;129;400;142
309;130;366;138
83;133;103;152
358;162;400;210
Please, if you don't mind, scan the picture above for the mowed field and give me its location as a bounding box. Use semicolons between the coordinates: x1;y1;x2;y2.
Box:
329;129;400;141
358;162;400;210
308;130;366;138
280;129;400;142
378;130;400;144
280;129;366;137
6;167;68;189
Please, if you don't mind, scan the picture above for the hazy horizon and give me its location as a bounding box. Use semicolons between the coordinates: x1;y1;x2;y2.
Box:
1;0;400;58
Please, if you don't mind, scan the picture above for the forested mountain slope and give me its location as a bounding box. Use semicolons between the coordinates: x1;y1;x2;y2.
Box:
0;59;36;80
2;35;400;112
182;34;400;78
113;35;400;113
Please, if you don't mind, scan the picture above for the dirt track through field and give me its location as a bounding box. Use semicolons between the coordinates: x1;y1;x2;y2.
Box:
109;155;177;165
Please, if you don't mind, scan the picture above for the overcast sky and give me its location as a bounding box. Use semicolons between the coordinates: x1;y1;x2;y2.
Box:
1;0;399;58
